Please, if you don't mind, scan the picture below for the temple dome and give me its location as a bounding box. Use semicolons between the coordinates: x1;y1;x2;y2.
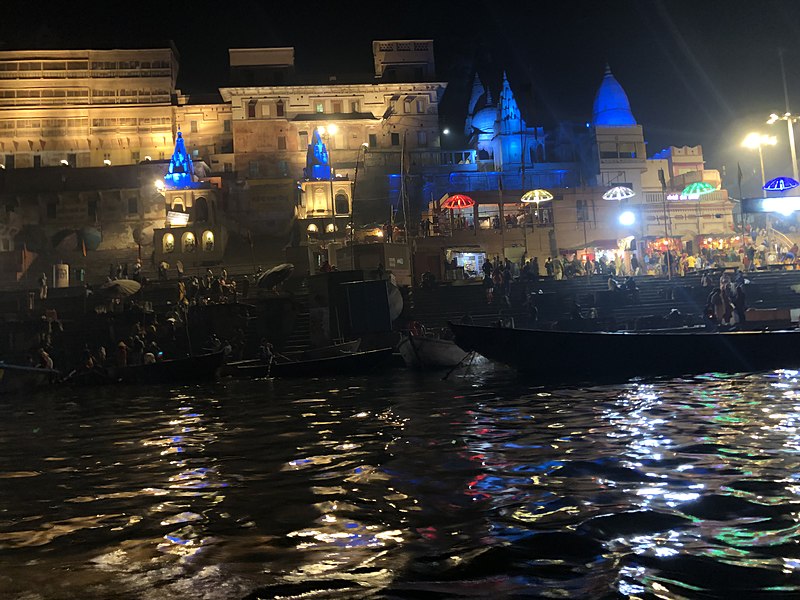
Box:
592;65;636;127
471;106;496;134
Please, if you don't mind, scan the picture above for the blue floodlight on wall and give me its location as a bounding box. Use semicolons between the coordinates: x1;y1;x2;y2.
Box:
763;176;800;192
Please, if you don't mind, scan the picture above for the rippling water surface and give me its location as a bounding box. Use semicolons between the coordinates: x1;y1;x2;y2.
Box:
2;365;800;599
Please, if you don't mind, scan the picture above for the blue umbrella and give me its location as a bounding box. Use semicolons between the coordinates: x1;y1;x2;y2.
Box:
763;176;800;192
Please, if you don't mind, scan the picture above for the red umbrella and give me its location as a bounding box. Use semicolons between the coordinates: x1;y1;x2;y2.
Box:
441;194;475;209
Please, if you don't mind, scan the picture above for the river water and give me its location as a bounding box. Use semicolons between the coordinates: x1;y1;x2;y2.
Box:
2;363;800;599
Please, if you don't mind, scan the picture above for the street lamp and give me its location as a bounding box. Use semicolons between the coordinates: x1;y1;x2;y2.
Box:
742;132;777;197
767;112;800;182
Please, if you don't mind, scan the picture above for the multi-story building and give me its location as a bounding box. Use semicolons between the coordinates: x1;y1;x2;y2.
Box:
0;46;179;169
218;40;447;237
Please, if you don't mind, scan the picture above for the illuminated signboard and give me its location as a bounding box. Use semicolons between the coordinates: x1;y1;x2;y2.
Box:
166;211;190;226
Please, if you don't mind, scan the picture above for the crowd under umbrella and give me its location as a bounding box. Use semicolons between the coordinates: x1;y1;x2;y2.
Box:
441;194;475;232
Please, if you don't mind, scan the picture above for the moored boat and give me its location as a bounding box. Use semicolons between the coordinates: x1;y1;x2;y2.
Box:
448;322;800;382
113;351;224;385
0;363;59;394
397;332;470;369
221;339;362;378
270;347;394;378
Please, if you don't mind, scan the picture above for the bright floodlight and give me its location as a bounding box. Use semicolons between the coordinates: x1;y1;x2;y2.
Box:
742;132;777;149
619;210;636;226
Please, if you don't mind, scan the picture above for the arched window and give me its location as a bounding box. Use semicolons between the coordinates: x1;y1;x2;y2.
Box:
182;231;196;252
334;191;350;215
171;197;185;212
202;230;214;251
313;187;327;213
195;197;209;222
163;233;175;253
307;223;319;233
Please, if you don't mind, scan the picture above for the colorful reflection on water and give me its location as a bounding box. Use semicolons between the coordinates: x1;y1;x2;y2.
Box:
1;368;800;598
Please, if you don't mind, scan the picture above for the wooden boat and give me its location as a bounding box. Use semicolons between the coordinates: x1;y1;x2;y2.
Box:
67;351;224;386
448;322;800;383
270;347;394;378
397;332;469;369
0;362;59;394
113;351;224;385
221;339;362;378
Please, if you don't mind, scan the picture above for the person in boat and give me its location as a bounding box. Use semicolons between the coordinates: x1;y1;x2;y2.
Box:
37;348;54;370
732;283;747;324
116;341;128;367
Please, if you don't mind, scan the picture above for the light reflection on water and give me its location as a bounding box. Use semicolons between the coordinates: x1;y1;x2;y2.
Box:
1;368;800;598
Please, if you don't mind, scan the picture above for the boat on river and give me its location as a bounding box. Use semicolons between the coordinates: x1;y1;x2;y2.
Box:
221;339;362;378
270;347;395;378
0;362;59;394
66;351;224;385
397;332;470;369
448;322;800;382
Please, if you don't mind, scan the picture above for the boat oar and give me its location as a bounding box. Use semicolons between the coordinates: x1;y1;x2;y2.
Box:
442;351;474;381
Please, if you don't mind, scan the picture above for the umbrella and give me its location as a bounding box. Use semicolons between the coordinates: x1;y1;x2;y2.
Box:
441;194;475;210
99;278;142;298
602;186;635;201
132;224;156;246
681;182;716;196
520;189;554;204
763;176;800;192
52;229;78;251
79;226;102;251
257;263;295;289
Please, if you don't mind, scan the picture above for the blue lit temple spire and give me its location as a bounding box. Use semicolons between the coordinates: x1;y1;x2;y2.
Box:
164;130;196;189
592;64;637;127
304;128;332;180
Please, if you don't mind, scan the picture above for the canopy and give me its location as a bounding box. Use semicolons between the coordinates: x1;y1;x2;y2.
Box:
258;263;295;289
681;182;716;196
441;194;475;210
99;278;141;298
763;176;800;192
602;186;635;201
520;189;554;204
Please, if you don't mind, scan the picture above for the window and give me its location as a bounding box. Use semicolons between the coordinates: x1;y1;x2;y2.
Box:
247;99;257;118
277;136;286;150
88;199;97;218
163;233;174;253
416;99;425;114
417;131;427;146
369;133;377;148
223;119;231;132
127;197;138;214
190;120;198;133
315;102;324;113
332;100;342;113
4;154;13;169
33;155;41;168
334;192;350;215
391;133;400;146
350;100;360;112
618;142;637;159
276;99;284;117
599;142;617;159
299;130;308;148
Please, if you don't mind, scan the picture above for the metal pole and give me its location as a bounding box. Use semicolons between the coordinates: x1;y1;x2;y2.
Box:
758;145;767;197
662;191;671;280
780;50;800;181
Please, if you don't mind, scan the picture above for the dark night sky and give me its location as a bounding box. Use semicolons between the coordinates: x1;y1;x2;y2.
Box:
3;0;800;195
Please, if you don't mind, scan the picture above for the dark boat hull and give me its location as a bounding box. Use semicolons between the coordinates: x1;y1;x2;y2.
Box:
271;348;394;378
449;323;800;382
112;351;224;385
0;363;59;394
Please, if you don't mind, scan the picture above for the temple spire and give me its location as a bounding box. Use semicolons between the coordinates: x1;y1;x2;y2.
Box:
164;130;196;189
